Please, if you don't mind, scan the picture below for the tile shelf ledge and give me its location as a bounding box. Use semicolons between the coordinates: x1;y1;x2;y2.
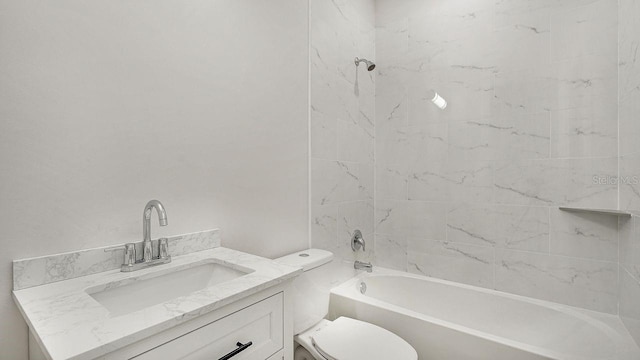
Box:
558;207;632;217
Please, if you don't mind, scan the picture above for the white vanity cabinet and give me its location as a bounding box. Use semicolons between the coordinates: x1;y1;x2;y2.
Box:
132;293;283;360
102;283;294;360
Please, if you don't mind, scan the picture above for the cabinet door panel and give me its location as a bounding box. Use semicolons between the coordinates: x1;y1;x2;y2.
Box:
132;293;283;360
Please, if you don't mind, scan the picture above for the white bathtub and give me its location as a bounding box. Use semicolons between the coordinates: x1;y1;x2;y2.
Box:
329;268;640;360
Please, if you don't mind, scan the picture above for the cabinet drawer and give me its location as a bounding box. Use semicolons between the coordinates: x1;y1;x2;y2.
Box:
132;293;283;360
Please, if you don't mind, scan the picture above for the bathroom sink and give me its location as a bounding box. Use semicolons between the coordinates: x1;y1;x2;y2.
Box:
87;262;252;316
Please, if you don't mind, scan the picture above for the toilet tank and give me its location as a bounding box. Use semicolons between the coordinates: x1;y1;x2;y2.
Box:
275;249;334;334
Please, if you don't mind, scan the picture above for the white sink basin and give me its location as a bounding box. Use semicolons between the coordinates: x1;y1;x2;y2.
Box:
87;261;252;316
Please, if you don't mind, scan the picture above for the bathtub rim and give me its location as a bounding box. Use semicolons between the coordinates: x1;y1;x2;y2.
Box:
330;266;638;360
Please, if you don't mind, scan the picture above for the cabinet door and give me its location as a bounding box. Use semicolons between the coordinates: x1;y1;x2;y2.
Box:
132;293;283;360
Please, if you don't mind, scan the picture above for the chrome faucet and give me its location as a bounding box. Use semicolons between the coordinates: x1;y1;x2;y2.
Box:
354;261;373;273
106;200;172;272
143;200;168;262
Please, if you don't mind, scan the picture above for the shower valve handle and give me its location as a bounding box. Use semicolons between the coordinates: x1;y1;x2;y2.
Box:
351;230;366;252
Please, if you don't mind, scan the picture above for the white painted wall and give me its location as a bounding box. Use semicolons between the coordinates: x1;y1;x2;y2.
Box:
0;1;309;358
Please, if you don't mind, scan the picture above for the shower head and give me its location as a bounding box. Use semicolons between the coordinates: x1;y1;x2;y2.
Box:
354;57;376;71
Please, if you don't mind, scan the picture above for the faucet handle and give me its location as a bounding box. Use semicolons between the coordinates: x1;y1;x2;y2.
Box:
158;238;169;259
104;243;137;267
123;243;136;267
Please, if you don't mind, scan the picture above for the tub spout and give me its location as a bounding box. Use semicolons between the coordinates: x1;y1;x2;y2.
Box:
354;261;373;273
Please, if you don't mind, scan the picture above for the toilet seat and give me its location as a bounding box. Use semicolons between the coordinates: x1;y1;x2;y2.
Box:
310;317;417;360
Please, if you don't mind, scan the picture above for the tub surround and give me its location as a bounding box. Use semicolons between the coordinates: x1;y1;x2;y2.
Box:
308;0;631;320
12;240;301;360
370;0;623;315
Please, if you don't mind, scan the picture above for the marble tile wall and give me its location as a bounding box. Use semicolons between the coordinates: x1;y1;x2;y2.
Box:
310;0;376;262
619;216;640;344
618;0;640;346
375;0;621;314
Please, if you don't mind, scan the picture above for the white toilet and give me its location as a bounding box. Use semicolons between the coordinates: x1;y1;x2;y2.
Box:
275;249;418;360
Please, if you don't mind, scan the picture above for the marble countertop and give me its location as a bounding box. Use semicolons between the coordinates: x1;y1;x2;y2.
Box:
13;247;302;360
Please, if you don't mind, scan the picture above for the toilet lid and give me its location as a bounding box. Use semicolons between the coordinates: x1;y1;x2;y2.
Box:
311;317;417;360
